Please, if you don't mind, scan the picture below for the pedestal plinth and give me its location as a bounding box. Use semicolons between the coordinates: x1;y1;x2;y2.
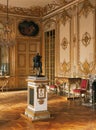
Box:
25;76;50;121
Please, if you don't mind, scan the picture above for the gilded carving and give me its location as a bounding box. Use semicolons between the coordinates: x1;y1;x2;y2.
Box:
82;32;91;47
43;0;68;15
37;84;46;105
44;19;56;31
60;60;70;74
79;0;94;18
60;10;71;26
79;60;94;75
0;4;43;17
61;37;68;50
38;99;44;105
37;84;46;99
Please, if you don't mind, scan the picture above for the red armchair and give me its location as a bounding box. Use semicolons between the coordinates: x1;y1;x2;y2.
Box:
73;79;88;101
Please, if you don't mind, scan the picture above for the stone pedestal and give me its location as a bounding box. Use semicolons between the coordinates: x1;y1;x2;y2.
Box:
25;76;50;121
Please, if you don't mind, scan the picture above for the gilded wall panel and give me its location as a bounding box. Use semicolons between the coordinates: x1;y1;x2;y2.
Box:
59;16;71;75
18;69;27;75
18;54;26;68
29;43;37;52
18;43;26;52
78;0;95;75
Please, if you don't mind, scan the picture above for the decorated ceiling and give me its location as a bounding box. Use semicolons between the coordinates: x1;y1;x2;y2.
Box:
0;0;73;8
0;0;74;16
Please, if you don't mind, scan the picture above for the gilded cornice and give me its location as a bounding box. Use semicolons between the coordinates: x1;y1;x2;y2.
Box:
43;0;68;15
0;4;43;17
0;0;71;17
43;18;56;31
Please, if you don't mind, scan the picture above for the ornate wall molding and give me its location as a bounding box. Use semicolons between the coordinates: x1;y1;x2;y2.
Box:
0;4;43;17
78;0;95;76
43;18;56;31
60;60;70;74
61;37;68;50
82;32;91;47
79;0;95;18
79;60;94;75
43;0;68;15
60;10;71;26
0;0;72;17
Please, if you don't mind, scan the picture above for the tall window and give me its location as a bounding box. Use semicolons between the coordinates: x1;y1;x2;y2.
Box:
45;29;55;84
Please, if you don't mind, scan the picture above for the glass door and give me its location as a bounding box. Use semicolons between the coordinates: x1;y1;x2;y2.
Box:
45;29;55;85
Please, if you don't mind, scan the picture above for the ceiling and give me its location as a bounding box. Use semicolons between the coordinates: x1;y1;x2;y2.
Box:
0;0;72;8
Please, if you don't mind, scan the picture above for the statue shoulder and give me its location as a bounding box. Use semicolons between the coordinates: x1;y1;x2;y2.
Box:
33;57;35;61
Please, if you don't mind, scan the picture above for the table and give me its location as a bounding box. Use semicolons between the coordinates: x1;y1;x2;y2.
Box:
55;76;82;98
0;76;10;92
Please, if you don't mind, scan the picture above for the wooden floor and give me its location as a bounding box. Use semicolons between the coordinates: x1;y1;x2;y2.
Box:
0;91;96;130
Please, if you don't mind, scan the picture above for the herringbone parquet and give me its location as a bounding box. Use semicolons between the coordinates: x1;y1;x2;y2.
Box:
0;91;96;130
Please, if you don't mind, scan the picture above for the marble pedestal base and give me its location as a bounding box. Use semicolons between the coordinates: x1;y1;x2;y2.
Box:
25;76;50;121
25;108;50;121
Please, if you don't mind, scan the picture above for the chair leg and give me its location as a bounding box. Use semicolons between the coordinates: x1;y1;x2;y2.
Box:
80;93;84;103
73;93;75;100
80;93;82;102
1;86;4;92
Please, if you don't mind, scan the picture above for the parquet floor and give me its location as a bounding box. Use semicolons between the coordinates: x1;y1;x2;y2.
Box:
0;91;96;130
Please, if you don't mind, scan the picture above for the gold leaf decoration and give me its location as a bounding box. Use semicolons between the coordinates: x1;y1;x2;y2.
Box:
79;0;94;18
0;4;43;17
79;60;94;75
60;60;70;73
38;99;44;105
43;0;68;15
61;37;68;50
82;32;91;47
60;10;71;26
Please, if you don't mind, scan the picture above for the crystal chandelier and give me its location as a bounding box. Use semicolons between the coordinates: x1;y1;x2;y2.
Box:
0;0;16;47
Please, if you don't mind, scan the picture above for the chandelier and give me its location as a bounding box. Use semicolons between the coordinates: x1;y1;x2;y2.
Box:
0;0;16;47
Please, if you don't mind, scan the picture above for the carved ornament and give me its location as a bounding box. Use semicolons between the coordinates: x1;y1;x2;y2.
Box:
60;60;70;74
43;0;68;15
38;99;44;105
61;37;68;50
82;32;91;47
60;10;71;26
79;60;94;75
79;0;94;18
0;4;43;17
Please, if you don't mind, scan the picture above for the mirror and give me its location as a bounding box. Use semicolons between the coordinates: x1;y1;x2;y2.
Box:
0;22;10;76
0;47;10;76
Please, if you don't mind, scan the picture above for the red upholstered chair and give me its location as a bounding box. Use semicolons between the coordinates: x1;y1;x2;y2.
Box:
49;85;57;93
73;79;88;101
49;79;62;94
